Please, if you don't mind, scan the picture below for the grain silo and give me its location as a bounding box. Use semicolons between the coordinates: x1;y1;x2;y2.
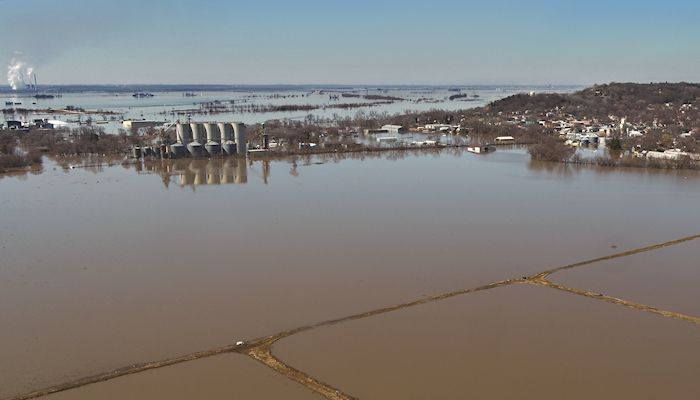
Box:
188;123;206;156
176;123;192;144
233;123;247;155
219;122;237;155
204;123;221;155
218;122;233;141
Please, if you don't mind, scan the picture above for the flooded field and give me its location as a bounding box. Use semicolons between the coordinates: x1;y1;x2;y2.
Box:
1;85;580;132
46;354;320;400
551;240;700;316
274;284;700;399
1;148;700;399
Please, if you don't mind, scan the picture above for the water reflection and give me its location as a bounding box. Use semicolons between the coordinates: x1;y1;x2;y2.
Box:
4;146;699;189
527;159;700;181
140;158;251;189
1;147;457;186
53;154;130;174
527;160;577;177
136;147;458;189
0;167;42;182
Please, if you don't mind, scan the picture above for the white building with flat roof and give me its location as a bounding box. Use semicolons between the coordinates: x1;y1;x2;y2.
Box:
381;124;406;134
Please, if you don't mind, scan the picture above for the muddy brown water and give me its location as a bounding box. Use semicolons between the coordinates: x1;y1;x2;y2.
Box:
551;240;700;317
274;284;700;399
45;353;321;400
1;149;700;398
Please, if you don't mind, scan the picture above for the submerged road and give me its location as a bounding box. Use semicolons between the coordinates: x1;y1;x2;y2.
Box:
7;233;700;400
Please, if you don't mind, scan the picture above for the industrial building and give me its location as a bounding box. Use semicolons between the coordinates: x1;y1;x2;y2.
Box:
381;124;407;134
122;120;162;130
170;122;247;158
363;125;407;135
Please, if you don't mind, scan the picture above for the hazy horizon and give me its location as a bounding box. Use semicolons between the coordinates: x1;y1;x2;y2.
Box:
1;82;589;88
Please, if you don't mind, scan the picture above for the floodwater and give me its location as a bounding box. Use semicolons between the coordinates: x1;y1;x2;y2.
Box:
46;354;321;400
551;240;700;317
1;148;700;398
1;85;580;132
274;284;700;399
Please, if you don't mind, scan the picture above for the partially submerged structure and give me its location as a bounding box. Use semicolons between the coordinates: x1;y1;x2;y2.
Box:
171;122;247;158
467;144;495;154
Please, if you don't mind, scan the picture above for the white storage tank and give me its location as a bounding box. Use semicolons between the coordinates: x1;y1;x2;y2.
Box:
205;142;222;156
222;141;236;155
190;123;205;144
204;123;221;156
176;123;192;145
233;123;247;155
187;142;205;157
222;122;237;155
218;122;234;141
170;143;186;158
204;123;221;143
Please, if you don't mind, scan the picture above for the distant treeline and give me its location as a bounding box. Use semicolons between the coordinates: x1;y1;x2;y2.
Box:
167;101;395;116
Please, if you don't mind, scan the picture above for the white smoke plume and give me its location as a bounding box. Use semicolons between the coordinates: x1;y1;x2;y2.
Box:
7;54;35;91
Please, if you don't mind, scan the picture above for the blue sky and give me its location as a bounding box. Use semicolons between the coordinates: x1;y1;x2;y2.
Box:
1;0;699;85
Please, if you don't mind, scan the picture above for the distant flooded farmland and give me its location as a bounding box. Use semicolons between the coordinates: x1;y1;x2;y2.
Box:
1;85;581;133
1;148;699;399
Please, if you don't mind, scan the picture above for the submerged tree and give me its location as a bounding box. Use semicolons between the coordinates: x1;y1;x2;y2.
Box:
528;136;575;162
